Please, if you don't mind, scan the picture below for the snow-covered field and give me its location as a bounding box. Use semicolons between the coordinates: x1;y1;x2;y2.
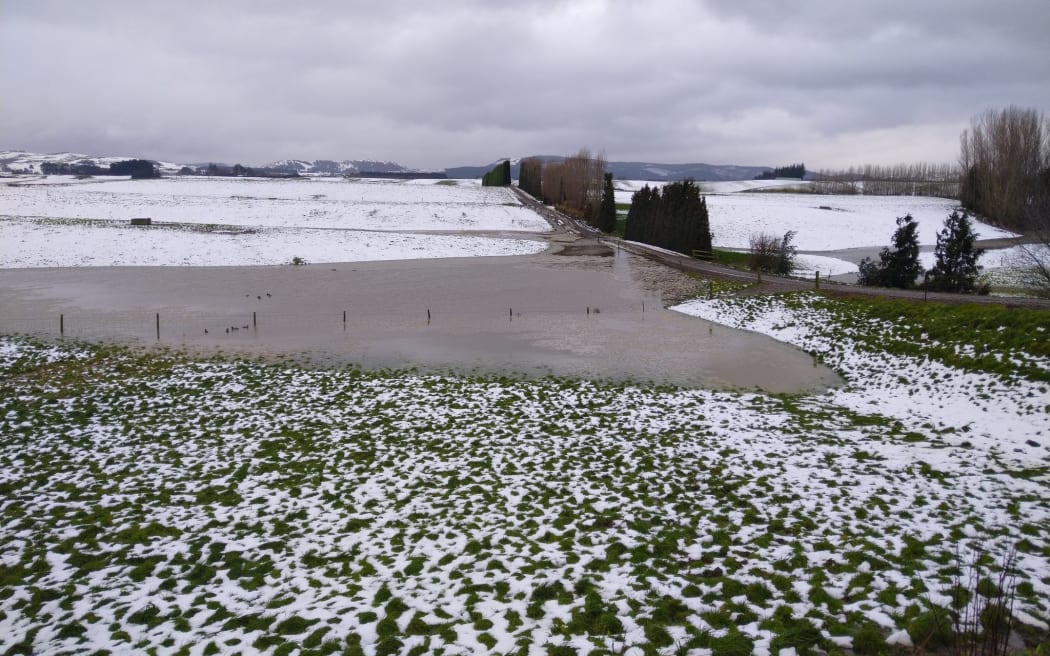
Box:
2;174;1048;653
703;193;1015;252
614;180;1022;279
613;179;810;202
0;219;544;268
2;289;1047;655
1;175;1028;275
0;176;550;267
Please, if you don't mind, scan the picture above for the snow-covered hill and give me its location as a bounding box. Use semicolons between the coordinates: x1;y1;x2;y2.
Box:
0;150;183;175
0;151;414;178
261;158;408;176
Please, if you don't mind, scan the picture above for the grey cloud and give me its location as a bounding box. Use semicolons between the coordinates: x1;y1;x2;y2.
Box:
1;1;1047;170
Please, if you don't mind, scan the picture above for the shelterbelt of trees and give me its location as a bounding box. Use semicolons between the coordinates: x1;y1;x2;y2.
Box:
40;159;158;179
517;150;712;258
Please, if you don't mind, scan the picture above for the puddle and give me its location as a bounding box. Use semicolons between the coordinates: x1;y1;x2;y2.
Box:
0;252;842;392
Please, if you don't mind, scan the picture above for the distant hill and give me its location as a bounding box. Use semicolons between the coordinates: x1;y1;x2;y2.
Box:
1;150;183;175
2;150;771;182
0;151;420;178
260;159;410;176
446;157;771;182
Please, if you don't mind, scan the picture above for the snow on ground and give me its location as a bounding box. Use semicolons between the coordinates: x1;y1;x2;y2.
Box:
0;219;546;267
672;292;1049;469
791;253;858;277
613;178;808;203
3;176;1026;272
705;193;1015;251
0;176;550;267
1;291;1047;654
0;176;548;232
613;180;1017;257
919;243;1050;273
698;180;814;194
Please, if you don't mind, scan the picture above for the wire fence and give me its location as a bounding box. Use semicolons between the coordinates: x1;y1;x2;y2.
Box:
1;302;658;346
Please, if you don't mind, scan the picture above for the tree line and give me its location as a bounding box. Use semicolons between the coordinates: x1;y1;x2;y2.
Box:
514;150;608;229
41;159;158;179
624;180;712;257
959;106;1050;232
754;163;806;180
518;157;543;199
516;151;712;254
541;149;607;225
481;160;511;186
175;164;300;178
809;106;1049;236
811;162;960;198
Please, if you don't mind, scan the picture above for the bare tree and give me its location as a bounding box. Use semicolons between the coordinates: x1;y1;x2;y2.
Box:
749;231;797;274
959;106;1048;231
540;148;606;225
812;162;959;197
1014;168;1050;296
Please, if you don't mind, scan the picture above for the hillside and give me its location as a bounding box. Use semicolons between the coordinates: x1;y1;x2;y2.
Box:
0;150;183;175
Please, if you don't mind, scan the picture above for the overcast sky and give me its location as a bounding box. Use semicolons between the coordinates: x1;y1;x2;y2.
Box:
2;1;1048;170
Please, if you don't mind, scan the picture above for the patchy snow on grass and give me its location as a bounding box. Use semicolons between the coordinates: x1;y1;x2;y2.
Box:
0;176;550;267
673;292;1049;468
2;288;1048;655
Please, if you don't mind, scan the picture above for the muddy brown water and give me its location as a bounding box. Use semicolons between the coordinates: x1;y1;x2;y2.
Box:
0;250;842;392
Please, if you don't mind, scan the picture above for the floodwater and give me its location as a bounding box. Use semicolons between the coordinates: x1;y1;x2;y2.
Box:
0;249;842;393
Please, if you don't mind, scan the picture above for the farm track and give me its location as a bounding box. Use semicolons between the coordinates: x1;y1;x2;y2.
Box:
512;186;1050;310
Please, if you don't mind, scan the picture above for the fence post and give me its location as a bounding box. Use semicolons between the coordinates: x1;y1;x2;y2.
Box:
815;271;820;291
343;310;347;331
156;313;160;341
60;314;64;337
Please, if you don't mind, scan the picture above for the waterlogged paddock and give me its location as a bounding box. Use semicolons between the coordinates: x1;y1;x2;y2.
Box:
0;250;840;392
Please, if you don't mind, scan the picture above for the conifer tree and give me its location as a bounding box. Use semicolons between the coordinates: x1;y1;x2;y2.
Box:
599;173;616;233
623;180;711;255
926;211;984;293
481;160;510;186
624;185;655;242
858;214;922;288
518;157;543;198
